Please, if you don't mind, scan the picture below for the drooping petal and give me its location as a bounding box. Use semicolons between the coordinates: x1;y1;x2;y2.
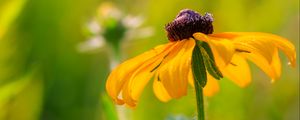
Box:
122;42;181;107
188;68;195;87
233;36;276;63
158;39;195;98
222;54;251;87
106;42;173;105
125;54;166;102
271;48;281;79
193;33;210;42
188;69;220;96
153;74;172;102
204;74;220;97
121;80;137;107
208;39;235;66
210;32;296;67
239;49;281;80
193;32;235;66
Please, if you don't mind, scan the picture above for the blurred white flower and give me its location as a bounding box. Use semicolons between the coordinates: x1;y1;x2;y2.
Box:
77;2;154;54
87;19;102;35
125;27;154;41
77;36;105;53
97;2;122;20
122;15;144;29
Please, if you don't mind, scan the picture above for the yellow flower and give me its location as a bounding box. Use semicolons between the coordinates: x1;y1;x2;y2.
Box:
106;9;296;107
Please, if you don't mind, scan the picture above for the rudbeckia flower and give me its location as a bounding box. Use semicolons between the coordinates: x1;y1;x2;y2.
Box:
106;9;296;107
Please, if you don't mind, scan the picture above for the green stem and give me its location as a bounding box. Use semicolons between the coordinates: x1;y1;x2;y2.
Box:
191;40;207;120
194;82;205;120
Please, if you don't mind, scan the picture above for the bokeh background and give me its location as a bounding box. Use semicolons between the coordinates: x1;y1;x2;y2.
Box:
0;0;299;120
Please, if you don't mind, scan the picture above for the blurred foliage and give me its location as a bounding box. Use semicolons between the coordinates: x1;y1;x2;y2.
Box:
1;0;111;120
0;68;42;120
0;0;299;120
0;0;26;39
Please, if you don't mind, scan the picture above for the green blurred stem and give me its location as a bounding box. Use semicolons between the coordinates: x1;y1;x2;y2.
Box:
112;42;121;61
101;93;118;120
100;42;121;120
194;83;205;120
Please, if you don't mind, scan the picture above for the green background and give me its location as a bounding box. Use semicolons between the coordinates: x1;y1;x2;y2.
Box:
0;0;299;120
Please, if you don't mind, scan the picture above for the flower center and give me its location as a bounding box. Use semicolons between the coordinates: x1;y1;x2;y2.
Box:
165;9;214;41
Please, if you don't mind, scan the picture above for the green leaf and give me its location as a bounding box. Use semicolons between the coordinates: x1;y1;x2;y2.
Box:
193;38;223;80
200;46;223;80
201;42;214;60
191;41;207;87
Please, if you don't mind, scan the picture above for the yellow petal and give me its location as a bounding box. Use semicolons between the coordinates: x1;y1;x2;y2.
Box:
222;54;251;87
209;39;235;66
126;55;163;101
153;74;172;102
159;39;195;98
122;80;137;107
106;42;173;105
188;69;195;87
271;48;281;79
233;36;276;63
240;49;280;80
123;42;180;107
203;74;220;97
188;69;219;96
193;32;235;66
240;53;279;79
210;32;296;67
193;33;210;42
